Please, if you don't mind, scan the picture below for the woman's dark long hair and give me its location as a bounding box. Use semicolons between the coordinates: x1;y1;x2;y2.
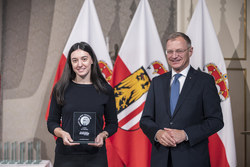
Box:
53;42;108;105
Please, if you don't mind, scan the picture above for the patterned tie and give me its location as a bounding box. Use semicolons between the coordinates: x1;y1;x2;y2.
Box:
170;73;182;115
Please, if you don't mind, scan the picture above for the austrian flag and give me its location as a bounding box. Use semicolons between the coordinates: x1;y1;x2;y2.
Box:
186;0;237;166
107;0;169;166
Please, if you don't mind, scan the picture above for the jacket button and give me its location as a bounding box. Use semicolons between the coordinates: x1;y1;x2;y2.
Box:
170;122;173;125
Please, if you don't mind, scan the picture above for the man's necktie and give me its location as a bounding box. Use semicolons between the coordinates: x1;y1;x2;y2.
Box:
170;74;182;115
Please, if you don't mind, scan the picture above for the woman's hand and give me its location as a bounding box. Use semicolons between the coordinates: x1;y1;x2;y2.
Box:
54;127;80;146
88;131;109;147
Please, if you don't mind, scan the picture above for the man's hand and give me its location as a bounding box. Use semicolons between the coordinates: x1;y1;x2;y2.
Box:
164;128;187;144
155;129;176;147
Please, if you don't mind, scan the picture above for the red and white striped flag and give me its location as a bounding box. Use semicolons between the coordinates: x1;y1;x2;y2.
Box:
186;0;237;166
108;0;168;166
45;0;113;130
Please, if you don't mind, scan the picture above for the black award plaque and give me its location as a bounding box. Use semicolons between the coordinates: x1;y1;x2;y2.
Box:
73;112;96;144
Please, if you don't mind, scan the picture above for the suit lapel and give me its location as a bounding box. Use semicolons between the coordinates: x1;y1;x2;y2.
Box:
162;72;172;117
172;67;197;118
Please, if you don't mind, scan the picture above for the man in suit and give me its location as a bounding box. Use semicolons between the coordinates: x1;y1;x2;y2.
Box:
140;32;224;167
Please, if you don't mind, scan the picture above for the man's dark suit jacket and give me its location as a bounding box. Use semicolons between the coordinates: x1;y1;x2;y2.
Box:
140;66;224;167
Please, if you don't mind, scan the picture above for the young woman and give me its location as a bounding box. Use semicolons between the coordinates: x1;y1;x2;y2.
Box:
47;42;118;167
